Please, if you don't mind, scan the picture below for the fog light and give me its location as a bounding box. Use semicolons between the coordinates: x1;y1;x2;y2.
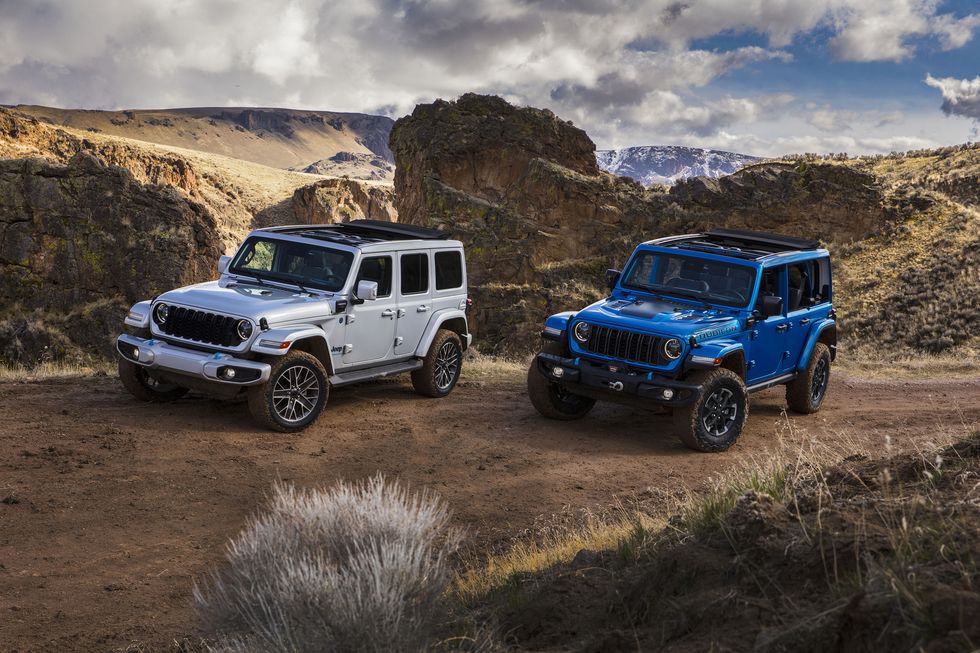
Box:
223;368;236;379
662;388;675;400
552;366;565;378
132;348;140;360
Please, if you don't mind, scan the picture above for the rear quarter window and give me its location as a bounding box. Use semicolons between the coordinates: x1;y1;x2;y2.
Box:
435;250;463;290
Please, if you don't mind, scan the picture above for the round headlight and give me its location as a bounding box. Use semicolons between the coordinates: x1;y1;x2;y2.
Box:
663;338;682;360
236;319;253;341
573;321;592;343
153;303;169;325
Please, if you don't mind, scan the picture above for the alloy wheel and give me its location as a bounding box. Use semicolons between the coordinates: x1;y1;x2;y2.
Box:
700;387;738;436
434;340;461;391
811;357;829;404
272;365;320;424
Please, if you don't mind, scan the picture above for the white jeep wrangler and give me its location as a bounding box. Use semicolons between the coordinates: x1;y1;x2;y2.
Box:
116;220;471;432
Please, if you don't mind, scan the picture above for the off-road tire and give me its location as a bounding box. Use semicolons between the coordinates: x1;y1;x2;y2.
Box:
673;368;748;452
527;339;596;420
118;358;188;403
248;351;328;433
412;329;463;397
786;343;831;414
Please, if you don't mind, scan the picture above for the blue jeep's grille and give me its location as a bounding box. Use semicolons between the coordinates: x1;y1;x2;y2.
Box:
583;325;664;366
160;307;243;348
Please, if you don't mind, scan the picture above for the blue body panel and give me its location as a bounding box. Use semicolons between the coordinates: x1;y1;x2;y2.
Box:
544;242;836;391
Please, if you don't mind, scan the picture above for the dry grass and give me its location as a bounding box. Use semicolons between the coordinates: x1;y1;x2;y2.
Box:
835;346;980;379
0;360;114;382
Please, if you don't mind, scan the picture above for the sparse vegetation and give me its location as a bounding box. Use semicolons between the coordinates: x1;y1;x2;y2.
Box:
193;476;461;653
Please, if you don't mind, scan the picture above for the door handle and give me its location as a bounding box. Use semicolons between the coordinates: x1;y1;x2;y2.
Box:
381;309;395;318
417;305;430;313
776;324;790;333
799;318;810;325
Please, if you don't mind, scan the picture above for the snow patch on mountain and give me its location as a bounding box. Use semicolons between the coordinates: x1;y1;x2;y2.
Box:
596;146;761;186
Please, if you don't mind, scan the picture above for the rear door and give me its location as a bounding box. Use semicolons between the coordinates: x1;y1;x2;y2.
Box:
748;265;794;381
394;250;431;357
343;254;396;366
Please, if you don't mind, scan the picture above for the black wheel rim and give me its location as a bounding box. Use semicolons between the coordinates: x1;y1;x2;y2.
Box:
701;387;738;437
434;340;461;391
811;357;829;405
272;365;320;424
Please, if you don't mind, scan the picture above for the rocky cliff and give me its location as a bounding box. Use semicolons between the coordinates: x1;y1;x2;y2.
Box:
392;96;878;352
0;152;221;364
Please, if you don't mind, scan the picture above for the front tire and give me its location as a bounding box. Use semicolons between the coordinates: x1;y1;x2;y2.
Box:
673;368;748;452
786;343;831;414
118;358;188;402
412;329;463;397
526;344;596;420
247;351;328;432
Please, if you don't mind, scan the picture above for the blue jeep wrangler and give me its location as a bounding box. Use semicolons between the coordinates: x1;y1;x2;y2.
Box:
527;229;837;452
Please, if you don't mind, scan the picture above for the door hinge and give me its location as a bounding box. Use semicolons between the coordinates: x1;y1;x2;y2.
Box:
394;336;404;346
397;308;406;318
347;315;356;324
749;329;759;340
343;344;353;354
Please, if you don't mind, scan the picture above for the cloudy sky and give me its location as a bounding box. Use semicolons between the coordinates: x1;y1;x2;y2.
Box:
0;0;978;156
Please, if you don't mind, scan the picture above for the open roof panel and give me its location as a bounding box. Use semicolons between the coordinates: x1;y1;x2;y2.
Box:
652;228;821;260
260;220;450;246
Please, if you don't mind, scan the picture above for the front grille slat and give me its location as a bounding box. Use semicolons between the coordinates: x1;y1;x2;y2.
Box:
583;323;663;366
160;305;243;348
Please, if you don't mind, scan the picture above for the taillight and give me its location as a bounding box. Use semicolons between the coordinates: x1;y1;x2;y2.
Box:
465;297;473;313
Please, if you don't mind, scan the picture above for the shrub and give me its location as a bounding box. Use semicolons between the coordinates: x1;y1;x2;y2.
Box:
194;476;461;653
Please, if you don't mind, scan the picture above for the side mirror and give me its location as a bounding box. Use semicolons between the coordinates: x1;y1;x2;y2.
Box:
605;268;621;290
354;280;379;302
761;295;783;318
217;255;231;275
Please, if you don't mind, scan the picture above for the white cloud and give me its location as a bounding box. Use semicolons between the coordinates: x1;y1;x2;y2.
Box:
0;0;974;155
925;74;980;119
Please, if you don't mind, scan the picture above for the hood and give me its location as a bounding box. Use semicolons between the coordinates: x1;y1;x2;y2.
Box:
576;296;742;340
156;279;335;325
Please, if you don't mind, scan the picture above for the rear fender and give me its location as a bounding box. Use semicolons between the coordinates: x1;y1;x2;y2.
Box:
798;319;837;370
416;309;471;356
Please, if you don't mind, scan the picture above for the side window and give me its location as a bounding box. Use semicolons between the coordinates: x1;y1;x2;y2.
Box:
759;266;786;314
435;250;463;290
356;256;392;297
788;260;821;311
400;253;429;295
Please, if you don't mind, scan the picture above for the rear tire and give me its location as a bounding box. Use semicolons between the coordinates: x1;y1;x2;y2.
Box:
673;368;748;452
118;358;188;402
527;339;596;420
248;351;328;432
412;329;463;397
786;343;831;414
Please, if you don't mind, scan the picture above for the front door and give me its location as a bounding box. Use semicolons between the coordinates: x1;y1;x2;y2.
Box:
748;265;793;382
394;251;431;357
343;254;396;366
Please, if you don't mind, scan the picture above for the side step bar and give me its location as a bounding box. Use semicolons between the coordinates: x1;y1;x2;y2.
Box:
329;359;423;387
746;373;796;394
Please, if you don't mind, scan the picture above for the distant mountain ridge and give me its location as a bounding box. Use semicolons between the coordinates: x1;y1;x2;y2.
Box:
596;145;760;185
2;105;395;181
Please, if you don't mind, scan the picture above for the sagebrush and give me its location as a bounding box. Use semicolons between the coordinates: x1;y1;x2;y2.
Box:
194;476;461;653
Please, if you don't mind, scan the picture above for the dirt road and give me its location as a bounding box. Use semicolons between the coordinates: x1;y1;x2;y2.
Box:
1;367;978;651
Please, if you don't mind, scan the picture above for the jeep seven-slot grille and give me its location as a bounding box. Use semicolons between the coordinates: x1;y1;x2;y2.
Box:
161;306;243;348
583;325;664;366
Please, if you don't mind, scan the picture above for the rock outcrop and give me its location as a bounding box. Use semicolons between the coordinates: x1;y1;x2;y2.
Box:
0;152;221;364
285;179;397;224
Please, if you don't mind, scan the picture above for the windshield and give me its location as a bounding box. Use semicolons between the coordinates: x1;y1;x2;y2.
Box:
229;237;354;292
622;250;756;308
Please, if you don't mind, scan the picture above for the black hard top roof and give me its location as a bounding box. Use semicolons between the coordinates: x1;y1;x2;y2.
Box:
259;220;450;247
651;228;821;260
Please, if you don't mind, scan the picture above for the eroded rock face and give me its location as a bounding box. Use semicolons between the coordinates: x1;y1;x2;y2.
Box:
0;151;221;364
287;178;397;224
390;94;893;353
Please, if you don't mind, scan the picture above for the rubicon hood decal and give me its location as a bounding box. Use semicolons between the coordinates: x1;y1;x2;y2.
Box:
691;320;740;342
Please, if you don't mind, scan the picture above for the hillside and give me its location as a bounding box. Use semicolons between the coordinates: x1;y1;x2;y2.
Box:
597;145;760;185
0;109;395;365
391;94;980;358
3;105;395;182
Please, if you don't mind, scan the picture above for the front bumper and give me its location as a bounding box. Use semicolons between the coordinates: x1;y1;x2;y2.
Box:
116;334;271;386
536;352;702;407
